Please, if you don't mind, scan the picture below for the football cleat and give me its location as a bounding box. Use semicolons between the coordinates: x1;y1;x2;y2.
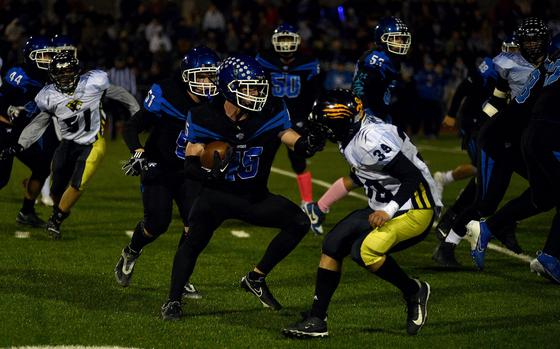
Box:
45;217;61;240
531;252;560;284
240;274;282;310
301;202;326;235
16;211;46;228
282;311;328;338
182;283;202;299
432;241;461;268
467;220;493;270
161;300;183;321
432;171;445;200
405;279;430;335
114;246;142;287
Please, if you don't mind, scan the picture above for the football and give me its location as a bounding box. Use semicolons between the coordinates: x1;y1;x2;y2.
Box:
200;141;232;169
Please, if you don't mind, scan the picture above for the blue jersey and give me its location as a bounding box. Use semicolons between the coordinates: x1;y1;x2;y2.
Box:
255;52;319;130
351;49;400;120
0;66;45;133
493;52;535;98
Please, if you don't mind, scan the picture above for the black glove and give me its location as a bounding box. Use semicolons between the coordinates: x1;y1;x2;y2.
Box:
121;150;146;176
295;126;326;157
0;144;24;160
204;149;232;181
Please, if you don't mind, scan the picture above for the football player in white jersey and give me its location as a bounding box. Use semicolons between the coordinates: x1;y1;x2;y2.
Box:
282;90;442;338
3;52;140;239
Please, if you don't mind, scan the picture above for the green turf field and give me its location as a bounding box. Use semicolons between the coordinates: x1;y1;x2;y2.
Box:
1;135;559;348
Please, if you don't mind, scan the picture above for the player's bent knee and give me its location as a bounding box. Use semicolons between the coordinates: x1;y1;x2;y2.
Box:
351;231;395;267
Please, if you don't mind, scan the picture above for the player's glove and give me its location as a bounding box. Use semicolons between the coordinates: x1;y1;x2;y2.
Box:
204;148;232;181
122;150;146;176
7;105;26;122
0;144;24;160
295;125;326;157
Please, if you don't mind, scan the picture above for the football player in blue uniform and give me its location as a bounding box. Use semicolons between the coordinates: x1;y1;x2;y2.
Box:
303;16;412;235
160;55;324;320
114;46;220;300
256;24;322;230
0;36;58;227
441;18;551;266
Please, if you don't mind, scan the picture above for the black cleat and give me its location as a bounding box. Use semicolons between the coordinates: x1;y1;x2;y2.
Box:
182;283;202;299
114;246;141;287
161;300;182;321
494;222;523;254
240;274;282;310
432;241;461;268
405;279;430;335
45;217;62;240
16;211;46;228
282;312;328;338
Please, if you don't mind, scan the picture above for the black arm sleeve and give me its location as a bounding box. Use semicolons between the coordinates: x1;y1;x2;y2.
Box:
447;77;474;118
384;152;423;207
122;109;158;153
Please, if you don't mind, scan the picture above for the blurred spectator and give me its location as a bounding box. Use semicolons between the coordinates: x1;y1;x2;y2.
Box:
202;3;226;32
413;59;447;138
107;56;138;139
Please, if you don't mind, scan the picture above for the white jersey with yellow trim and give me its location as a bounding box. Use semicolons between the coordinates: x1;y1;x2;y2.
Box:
342;116;442;212
35;70;109;145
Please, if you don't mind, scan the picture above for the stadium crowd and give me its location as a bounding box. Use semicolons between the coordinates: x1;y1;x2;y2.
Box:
0;0;557;137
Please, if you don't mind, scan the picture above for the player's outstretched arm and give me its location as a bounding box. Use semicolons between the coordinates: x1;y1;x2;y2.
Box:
105;84;140;116
17;111;51;149
280;127;325;157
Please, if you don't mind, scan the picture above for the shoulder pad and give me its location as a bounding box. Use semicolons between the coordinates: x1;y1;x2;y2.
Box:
5;67;30;89
143;83;164;114
85;70;110;91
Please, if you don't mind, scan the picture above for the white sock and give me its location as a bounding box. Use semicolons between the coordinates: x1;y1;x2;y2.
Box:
445;229;462;245
443;170;454;184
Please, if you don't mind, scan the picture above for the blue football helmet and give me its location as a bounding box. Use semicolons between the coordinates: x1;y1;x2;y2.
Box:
272;23;301;53
501;33;519;53
181;46;220;97
23;35;53;70
217;55;269;112
374;17;411;55
51;34;78;59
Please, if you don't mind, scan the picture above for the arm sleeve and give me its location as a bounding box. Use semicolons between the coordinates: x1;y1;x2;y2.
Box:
17;111;51;149
122;109;158;152
105;84;140;116
383;151;423;208
447;77;473;118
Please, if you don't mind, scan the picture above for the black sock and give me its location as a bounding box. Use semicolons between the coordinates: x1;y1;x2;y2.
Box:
168;240;202;301
52;206;70;225
310;267;341;319
21;198;35;214
374;256;418;298
129;221;156;252
248;270;265;280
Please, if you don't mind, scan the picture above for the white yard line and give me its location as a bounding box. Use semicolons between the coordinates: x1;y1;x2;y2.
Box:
271;166;534;264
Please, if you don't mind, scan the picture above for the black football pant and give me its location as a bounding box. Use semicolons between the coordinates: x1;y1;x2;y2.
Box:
0;124;56;190
141;171;194;237
168;188;310;301
451;118;528;237
521;121;560;257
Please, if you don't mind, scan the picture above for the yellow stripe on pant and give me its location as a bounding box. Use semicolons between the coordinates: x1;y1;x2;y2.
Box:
359;209;434;266
79;136;106;190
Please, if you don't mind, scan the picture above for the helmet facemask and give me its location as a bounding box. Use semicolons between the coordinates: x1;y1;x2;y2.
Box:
50;61;80;94
182;67;219;97
520;38;549;66
272;32;301;53
29;48;57;70
228;79;269;112
381;32;411;55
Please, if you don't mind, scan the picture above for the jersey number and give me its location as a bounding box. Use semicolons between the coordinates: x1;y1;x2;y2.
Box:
270;73;301;98
515;69;541;103
9;71;23;85
175;130;188;160
364;178;393;203
63;109;91;134
225;147;264;181
372;144;392;161
145;90;156;108
369;54;385;67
